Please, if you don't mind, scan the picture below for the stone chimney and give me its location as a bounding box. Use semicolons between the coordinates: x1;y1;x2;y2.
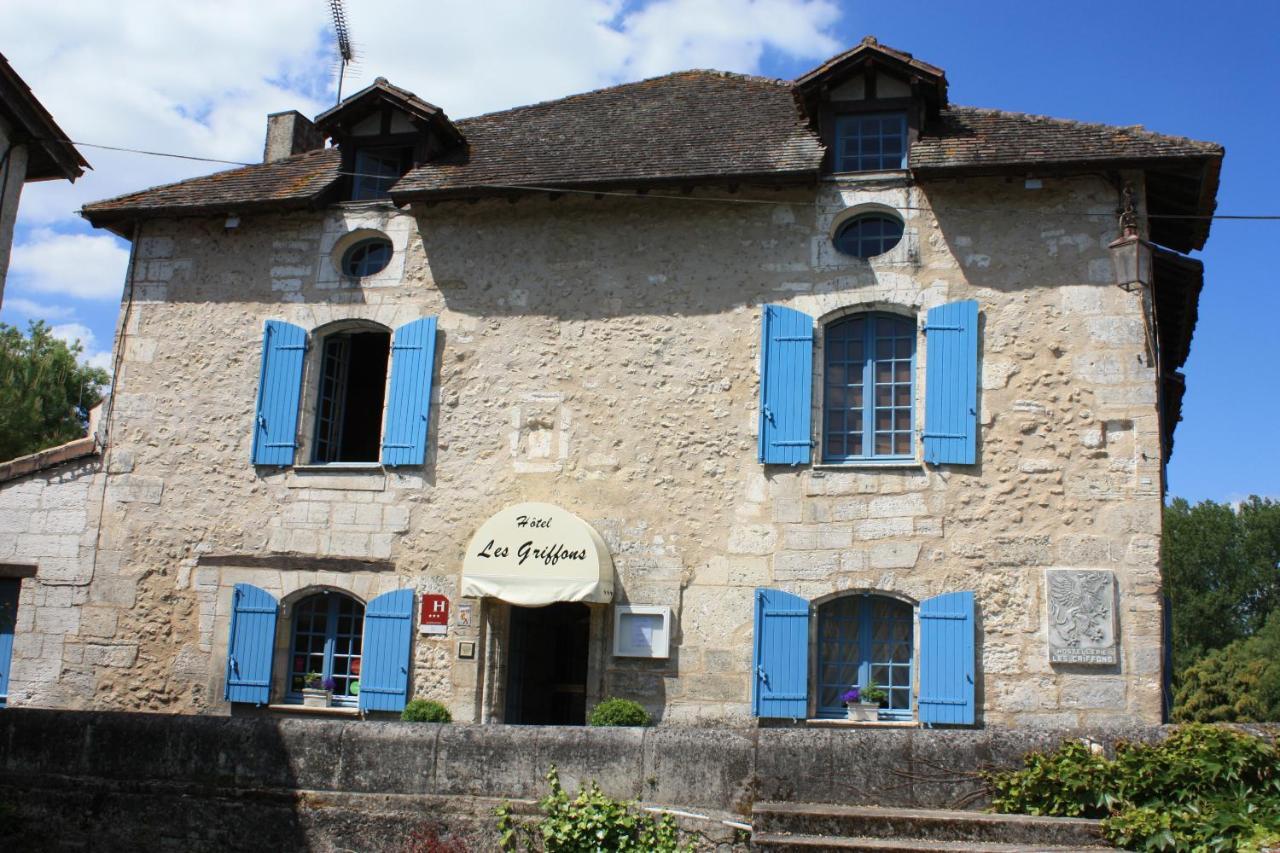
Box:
262;111;325;163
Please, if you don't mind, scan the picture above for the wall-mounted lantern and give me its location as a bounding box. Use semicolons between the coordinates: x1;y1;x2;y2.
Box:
1109;183;1153;292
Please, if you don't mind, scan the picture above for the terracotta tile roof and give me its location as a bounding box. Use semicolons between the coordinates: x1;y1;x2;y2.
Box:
392;70;822;197
81;72;1222;236
83;147;340;223
911;106;1223;172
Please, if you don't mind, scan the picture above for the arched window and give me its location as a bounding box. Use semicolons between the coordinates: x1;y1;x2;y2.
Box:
816;594;913;720
288;592;365;707
823;312;915;462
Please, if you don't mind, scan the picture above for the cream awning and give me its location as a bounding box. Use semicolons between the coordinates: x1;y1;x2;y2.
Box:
460;502;615;606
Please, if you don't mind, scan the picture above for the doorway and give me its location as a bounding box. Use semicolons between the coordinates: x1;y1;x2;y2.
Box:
504;602;590;725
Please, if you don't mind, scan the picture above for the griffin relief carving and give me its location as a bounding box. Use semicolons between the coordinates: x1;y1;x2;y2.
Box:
1046;570;1117;665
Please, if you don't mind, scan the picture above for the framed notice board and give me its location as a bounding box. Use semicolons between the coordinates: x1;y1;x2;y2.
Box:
612;605;671;659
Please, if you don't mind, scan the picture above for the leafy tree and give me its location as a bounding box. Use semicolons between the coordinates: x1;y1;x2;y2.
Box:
0;321;109;462
1174;608;1280;723
1164;496;1280;674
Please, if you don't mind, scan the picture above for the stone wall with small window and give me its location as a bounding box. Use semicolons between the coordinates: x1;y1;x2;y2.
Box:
13;171;1166;726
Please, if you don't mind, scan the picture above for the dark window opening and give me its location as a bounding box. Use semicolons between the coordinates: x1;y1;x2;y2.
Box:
352;146;411;200
505;602;590;725
834;111;907;172
313;330;390;463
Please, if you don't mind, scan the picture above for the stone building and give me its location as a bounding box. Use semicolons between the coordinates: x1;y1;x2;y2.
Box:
0;38;1221;727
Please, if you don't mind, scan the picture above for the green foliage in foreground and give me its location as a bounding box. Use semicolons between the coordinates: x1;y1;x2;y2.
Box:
0;321;109;462
1176;609;1280;723
587;697;651;727
400;699;452;722
986;724;1280;850
497;765;691;852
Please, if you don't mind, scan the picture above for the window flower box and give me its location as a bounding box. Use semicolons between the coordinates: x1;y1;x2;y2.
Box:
841;685;886;722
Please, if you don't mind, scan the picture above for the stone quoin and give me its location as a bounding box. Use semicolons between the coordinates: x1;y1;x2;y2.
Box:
0;37;1221;727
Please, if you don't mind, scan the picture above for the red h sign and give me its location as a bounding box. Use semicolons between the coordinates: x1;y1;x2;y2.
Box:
420;594;449;627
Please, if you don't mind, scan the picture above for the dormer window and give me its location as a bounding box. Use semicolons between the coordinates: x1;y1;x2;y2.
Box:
835;112;906;172
352;146;412;200
312;77;466;205
794;36;949;178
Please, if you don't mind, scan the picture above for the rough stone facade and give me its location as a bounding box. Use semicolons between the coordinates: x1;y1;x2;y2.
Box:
0;166;1171;726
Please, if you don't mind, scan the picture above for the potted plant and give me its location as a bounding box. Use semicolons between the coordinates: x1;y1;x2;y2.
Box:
302;673;334;707
841;684;887;721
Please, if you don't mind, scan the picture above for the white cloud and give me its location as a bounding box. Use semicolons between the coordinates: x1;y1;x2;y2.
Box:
6;0;842;224
50;322;113;373
340;0;841;118
3;0;844;337
9;229;131;300
0;296;78;321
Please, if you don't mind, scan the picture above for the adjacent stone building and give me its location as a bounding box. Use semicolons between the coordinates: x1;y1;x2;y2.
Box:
0;39;1221;727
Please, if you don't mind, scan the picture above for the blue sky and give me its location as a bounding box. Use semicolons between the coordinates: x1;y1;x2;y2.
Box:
2;0;1274;503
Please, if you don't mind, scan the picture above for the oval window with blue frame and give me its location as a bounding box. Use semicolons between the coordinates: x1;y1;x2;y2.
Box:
833;214;904;259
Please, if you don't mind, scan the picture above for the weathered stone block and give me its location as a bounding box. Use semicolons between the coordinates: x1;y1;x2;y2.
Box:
869;542;920;569
726;524;777;555
854;517;913;540
867;494;926;518
782;524;851;550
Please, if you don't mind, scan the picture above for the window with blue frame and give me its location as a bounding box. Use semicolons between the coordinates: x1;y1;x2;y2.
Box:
352;147;409;200
816;594;913;719
834;112;907;172
288;592;365;706
823;313;915;462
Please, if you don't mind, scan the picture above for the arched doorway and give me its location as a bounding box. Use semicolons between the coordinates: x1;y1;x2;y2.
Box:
287;591;366;707
816;593;913;719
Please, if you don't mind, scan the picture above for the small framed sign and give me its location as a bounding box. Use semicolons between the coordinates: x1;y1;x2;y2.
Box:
613;605;672;659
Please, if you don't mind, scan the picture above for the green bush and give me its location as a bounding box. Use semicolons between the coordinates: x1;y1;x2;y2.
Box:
588;698;651;727
497;765;691;852
986;724;1280;850
401;699;452;723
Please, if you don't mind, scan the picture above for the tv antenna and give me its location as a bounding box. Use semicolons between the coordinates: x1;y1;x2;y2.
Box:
329;0;355;103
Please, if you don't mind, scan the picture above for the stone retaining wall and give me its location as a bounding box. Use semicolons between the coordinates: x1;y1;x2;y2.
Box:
0;708;1187;851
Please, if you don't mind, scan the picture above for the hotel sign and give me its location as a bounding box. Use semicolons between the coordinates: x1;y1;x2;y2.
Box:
460;502;615;606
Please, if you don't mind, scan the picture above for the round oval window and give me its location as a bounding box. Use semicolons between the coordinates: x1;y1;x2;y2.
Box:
833;214;904;259
341;237;393;277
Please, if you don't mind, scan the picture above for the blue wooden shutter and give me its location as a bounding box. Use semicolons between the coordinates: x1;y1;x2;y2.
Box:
382;317;439;467
923;300;979;465
359;588;414;712
251;320;307;466
0;579;18;707
225;583;278;705
752;588;810;718
918;591;975;725
758;305;813;465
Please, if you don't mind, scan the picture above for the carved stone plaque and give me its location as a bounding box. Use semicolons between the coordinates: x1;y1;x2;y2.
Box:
1047;570;1118;665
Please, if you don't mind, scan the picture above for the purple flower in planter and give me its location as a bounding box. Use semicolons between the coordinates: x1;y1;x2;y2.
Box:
841;687;861;704
322;677;337;692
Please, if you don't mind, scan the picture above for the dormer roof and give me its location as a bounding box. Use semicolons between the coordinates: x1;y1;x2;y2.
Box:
313;77;465;149
794;36;948;117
